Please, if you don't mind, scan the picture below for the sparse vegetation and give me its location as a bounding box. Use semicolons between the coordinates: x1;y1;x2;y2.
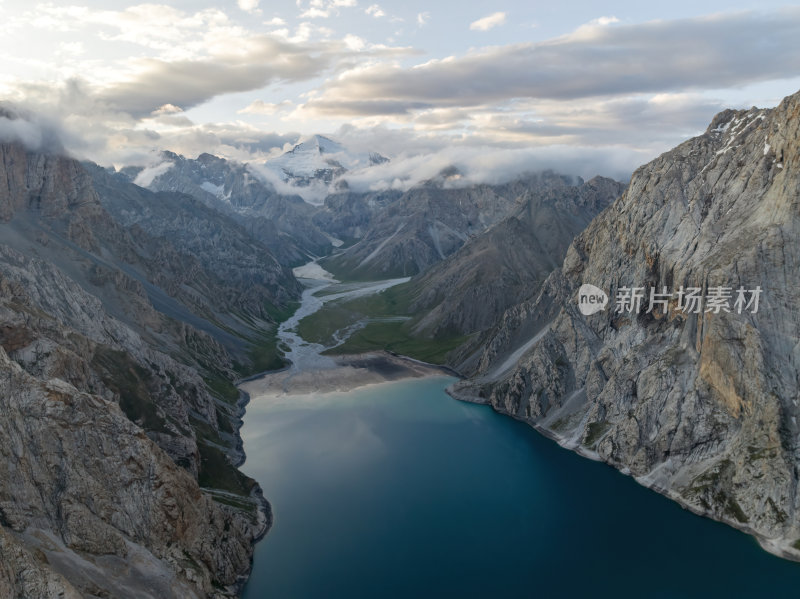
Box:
197;442;255;497
682;460;750;524
325;320;469;364
297;283;466;364
244;332;287;374
91;346;169;434
583;421;611;447
203;373;240;404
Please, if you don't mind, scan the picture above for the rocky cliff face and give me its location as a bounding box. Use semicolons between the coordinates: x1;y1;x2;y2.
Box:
319;175;565;280
0;347;262;598
407;174;623;343
0;141;277;596
451;90;800;558
86;162;300;326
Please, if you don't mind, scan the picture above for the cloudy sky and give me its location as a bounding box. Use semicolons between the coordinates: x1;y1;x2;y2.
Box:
2;0;800;187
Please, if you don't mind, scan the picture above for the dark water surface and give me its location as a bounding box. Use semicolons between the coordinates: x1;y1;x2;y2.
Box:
240;376;800;598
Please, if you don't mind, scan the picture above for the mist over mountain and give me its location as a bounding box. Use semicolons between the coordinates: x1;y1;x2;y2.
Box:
0;100;649;202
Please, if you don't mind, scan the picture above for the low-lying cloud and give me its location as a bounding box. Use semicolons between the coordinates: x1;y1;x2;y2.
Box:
133;160;174;187
248;161;332;204
0;106;65;153
336;145;647;193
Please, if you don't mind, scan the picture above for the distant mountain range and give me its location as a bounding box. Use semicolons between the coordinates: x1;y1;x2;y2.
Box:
121;137;603;282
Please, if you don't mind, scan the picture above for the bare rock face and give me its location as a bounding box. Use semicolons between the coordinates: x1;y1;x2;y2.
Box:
319;176;549;280
86;162;301;322
0;143;103;248
0;526;83;599
452;90;800;558
0;348;259;598
0;140;274;595
406;175;623;342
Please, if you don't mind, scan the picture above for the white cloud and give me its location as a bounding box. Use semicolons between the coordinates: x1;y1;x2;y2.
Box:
0;115;47;150
337;144;644;193
344;34;366;51
594;16;620;26
3;4;797;191
470;12;506;32
238;100;294;115
306;9;800;118
300;7;330;18
248;161;331;203
238;0;261;13
366;5;385;18
0;82;300;167
21;5;235;61
133;160;175;186
152;103;184;115
298;0;357;19
56;41;85;57
96;37;334;116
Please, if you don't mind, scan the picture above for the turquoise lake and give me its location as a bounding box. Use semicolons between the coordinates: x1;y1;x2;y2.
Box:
239;376;800;598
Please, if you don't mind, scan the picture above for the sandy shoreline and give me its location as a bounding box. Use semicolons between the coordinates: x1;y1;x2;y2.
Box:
240;350;454;397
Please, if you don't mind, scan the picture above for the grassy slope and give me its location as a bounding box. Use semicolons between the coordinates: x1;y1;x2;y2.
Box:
296;283;469;366
326;320;469;364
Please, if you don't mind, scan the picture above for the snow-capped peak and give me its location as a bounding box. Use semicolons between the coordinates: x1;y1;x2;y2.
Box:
263;135;388;185
290;134;345;156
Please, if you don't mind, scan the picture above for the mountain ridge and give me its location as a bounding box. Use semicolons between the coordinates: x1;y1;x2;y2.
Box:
0;140;282;596
450;89;800;559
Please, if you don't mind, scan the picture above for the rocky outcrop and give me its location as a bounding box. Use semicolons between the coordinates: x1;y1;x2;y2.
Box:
0;347;263;598
0;140;277;596
311;189;400;242
451;90;800;558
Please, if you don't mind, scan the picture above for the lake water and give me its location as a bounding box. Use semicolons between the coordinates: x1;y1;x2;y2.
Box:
240;376;800;598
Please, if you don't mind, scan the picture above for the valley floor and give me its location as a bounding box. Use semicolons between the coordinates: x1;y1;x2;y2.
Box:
241;350;450;397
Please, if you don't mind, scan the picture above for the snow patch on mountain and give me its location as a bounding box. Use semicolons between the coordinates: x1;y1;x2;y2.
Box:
264;134;388;184
247;134;390;204
200;180;225;198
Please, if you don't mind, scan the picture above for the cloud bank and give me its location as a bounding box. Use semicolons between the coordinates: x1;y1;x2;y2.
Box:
306;10;800;117
0;106;66;153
